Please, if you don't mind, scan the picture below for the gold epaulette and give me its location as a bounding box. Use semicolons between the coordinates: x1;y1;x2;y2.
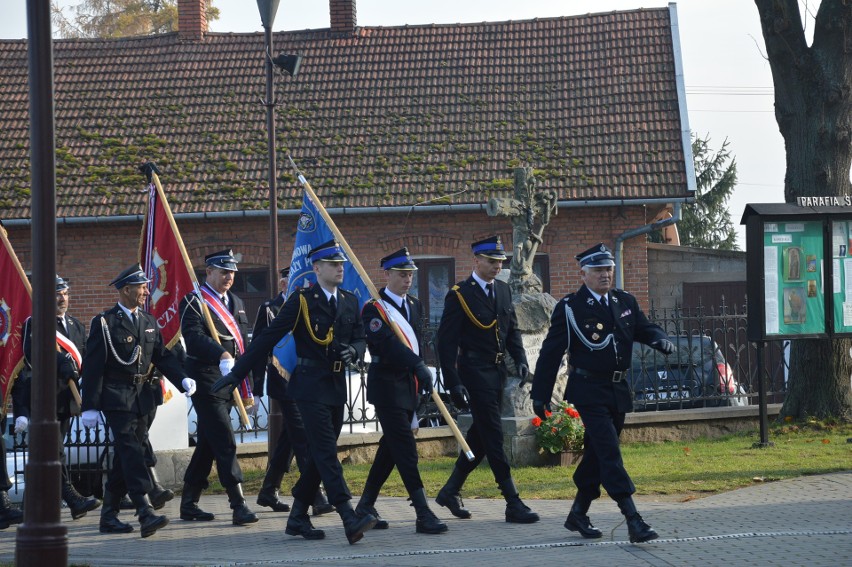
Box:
298;293;333;346
452;287;496;330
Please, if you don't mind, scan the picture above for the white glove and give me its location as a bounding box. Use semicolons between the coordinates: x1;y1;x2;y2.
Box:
14;416;28;434
81;410;101;429
182;377;197;397
219;358;235;376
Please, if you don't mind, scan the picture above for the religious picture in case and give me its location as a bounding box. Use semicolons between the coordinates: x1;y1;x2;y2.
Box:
807;280;817;298
806;255;817;272
784;246;802;281
783;286;806;324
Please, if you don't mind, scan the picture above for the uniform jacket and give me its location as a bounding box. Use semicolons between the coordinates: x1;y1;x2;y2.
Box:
363;289;424;411
180;287;252;401
81;304;186;415
16;314;86;419
437;275;527;391
531;285;667;412
250;292;286;400
230;286;366;407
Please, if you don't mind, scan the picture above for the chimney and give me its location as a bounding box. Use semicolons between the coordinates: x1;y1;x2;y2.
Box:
330;0;357;35
178;0;208;41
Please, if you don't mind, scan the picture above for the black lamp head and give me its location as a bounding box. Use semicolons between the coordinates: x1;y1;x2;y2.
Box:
272;53;302;77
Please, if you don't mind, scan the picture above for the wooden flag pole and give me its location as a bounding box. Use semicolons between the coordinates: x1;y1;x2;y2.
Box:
287;156;474;461
149;172;250;428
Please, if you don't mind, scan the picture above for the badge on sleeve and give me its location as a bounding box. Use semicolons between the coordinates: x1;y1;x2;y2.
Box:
369;318;383;332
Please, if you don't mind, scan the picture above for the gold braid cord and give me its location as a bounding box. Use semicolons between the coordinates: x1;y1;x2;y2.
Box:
452;285;502;347
299;293;334;346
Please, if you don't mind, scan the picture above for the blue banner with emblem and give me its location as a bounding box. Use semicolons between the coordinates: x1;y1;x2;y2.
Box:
272;191;370;377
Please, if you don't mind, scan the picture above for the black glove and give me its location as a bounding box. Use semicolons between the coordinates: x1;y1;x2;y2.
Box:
652;339;676;355
517;362;531;387
450;384;470;410
211;371;240;393
413;362;433;397
58;353;76;380
532;400;551;420
339;344;357;365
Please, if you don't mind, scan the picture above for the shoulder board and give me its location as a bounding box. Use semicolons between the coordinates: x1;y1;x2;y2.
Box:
563;293;577;303
613;288;632;297
339;288;355;297
451;284;460;291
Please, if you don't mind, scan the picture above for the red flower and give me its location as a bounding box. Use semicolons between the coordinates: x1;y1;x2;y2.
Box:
544;410;552;418
531;416;542;427
567;408;580;419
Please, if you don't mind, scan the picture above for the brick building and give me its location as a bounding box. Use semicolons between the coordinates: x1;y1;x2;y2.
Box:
0;0;695;324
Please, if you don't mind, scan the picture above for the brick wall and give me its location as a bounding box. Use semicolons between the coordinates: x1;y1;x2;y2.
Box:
4;204;654;325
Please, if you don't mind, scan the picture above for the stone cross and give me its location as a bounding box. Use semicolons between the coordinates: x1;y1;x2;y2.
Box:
487;167;557;295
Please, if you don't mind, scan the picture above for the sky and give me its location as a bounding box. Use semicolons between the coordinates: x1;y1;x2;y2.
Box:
1;0;789;248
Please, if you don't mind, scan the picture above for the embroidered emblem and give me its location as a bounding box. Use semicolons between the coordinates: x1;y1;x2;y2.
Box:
586;297;595;306
369;318;383;332
0;299;11;347
611;296;619;304
145;328;155;333
621;309;632;318
147;248;169;308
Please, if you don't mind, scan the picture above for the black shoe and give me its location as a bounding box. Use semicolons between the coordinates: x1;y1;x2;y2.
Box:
338;502;376;544
62;483;102;520
119;495;134;510
99;516;134;534
356;503;388;529
149;487;174;511
626;513;658;543
285;498;325;540
0;507;23;530
179;484;214;521
257;490;290;512
226;484;258;526
498;478;539;524
411;488;448;535
435;489;471;519
99;492;133;534
139;510;169;538
312;489;335;516
564;511;602;538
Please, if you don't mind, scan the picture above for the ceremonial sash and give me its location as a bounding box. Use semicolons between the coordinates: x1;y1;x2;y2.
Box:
198;286;252;402
375;299;419;356
55;331;82;370
199;285;245;354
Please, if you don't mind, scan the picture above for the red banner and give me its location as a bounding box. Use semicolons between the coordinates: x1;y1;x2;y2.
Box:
140;182;195;351
0;225;32;415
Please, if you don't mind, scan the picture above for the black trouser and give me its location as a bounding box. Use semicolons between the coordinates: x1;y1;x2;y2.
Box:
291;400;349;506
572;402;635;500
0;418;12;492
58;416;72;486
267;397;294;473
142;406;157;468
365;406;423;494
102;410;153;497
453;387;511;483
184;395;243;489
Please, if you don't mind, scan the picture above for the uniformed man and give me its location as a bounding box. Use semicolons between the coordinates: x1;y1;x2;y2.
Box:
531;243;674;543
178;249;257;526
14;275;101;520
80;265;196;538
435;236;538;524
214;239;376;545
354;248;447;534
251;267;334;516
0;420;23;529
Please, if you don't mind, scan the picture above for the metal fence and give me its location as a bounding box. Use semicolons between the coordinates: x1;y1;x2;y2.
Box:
5;299;790;496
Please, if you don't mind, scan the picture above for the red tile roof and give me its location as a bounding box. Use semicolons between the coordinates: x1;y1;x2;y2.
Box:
0;8;691;220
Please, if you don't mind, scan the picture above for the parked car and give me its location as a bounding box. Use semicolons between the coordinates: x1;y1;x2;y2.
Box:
628;334;748;412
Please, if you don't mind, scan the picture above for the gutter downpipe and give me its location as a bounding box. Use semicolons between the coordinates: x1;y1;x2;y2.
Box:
614;202;682;289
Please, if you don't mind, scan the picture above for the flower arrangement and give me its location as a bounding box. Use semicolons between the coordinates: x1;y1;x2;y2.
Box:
532;401;585;454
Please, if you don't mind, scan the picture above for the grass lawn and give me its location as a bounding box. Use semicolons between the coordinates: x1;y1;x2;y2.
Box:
217;419;852;501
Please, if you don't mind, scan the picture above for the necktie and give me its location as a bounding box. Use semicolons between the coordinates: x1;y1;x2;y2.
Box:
130;311;137;326
221;295;228;308
486;283;495;306
57;316;66;332
329;294;337;315
399;299;409;321
600;295;608;308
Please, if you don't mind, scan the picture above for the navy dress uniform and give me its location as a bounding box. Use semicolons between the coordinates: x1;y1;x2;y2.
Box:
178;249;257;526
215;239;376;544
531;243;673;543
16;275;101;519
435;236;539;523
251;268;334;515
80;265;193;538
354;248;447;534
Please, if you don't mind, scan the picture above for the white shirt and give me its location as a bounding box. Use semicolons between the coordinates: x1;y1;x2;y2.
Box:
471;271;494;296
383;288;409;318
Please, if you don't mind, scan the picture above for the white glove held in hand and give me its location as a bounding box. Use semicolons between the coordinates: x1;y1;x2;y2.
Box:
219;358;235;376
81;410;101;429
14;416;28;434
182;377;197;397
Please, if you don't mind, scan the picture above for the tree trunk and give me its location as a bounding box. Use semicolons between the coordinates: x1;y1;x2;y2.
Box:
756;0;852;421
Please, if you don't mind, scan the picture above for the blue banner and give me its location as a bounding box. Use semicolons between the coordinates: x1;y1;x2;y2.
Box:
274;191;371;375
